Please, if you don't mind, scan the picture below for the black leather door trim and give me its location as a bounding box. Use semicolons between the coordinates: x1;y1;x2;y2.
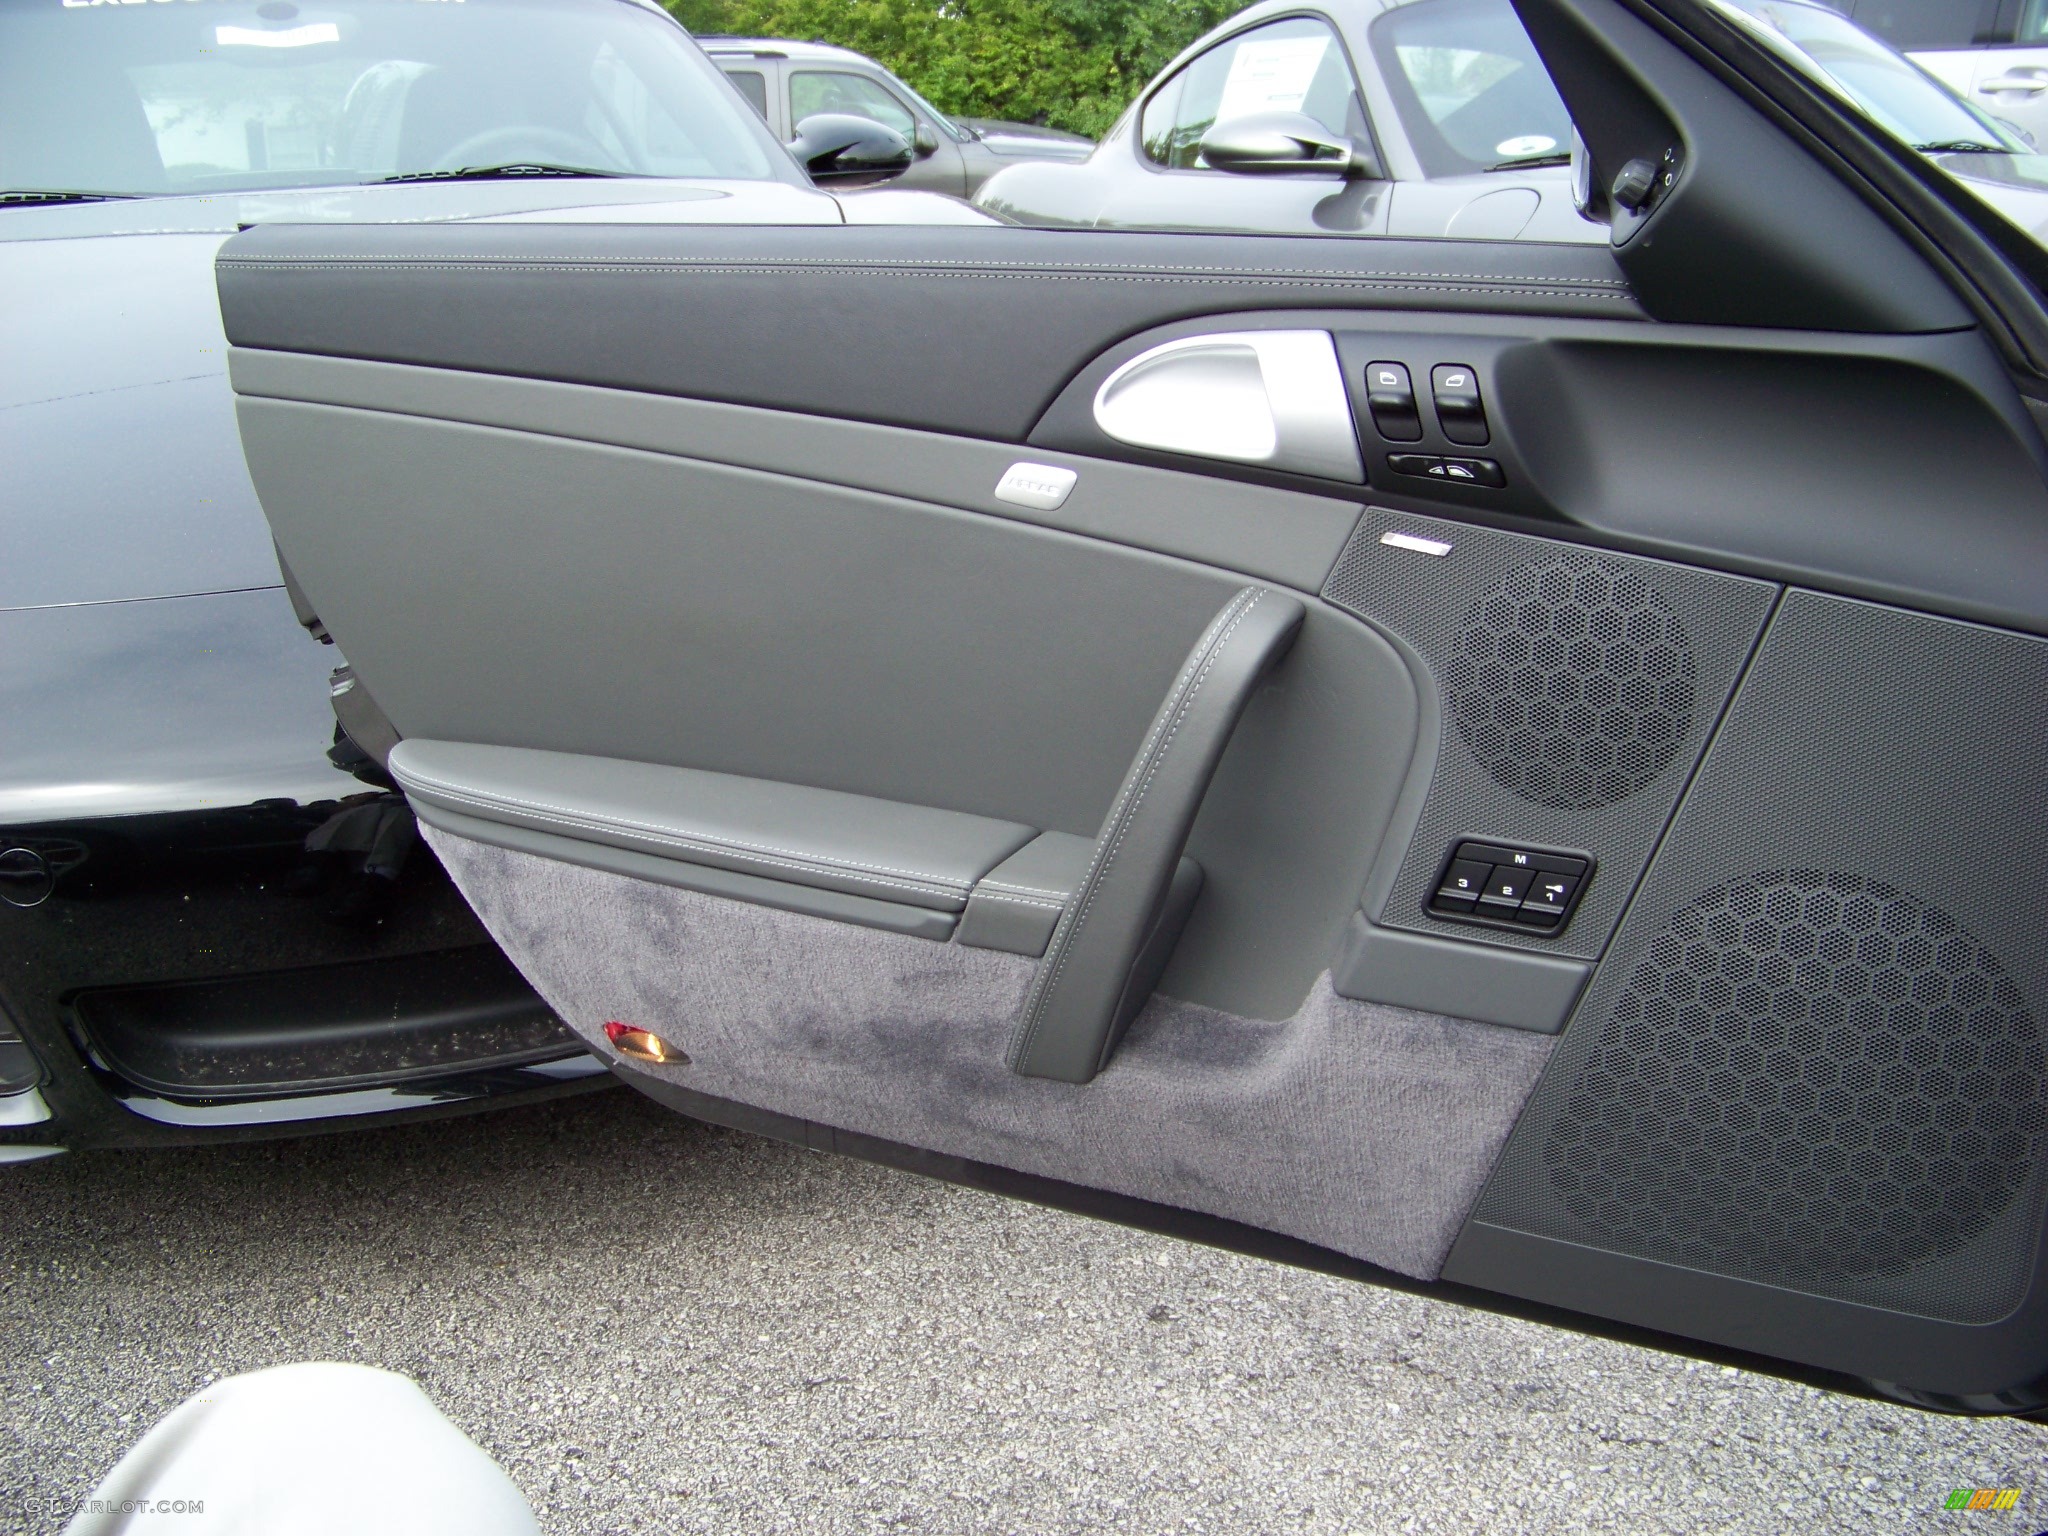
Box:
216;224;1641;441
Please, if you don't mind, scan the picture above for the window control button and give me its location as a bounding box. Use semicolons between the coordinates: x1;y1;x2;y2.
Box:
1364;361;1423;442
1430;364;1490;446
1434;859;1491;908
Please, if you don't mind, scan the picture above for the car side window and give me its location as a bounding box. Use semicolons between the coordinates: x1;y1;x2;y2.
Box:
1847;0;2005;50
789;70;916;137
1139;16;1368;171
1367;0;1575;178
724;68;769;120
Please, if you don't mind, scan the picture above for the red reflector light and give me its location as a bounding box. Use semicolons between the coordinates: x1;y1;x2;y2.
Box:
603;1021;687;1065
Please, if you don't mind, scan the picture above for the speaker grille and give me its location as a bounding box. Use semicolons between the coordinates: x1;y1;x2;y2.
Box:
1446;556;1697;811
1321;510;1774;960
1474;593;2048;1326
1544;871;2045;1288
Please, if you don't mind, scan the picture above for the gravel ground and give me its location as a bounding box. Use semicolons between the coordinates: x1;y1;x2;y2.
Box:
2;1087;2042;1535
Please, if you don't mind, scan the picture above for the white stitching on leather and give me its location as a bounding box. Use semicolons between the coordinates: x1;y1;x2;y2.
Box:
399;773;969;899
969;890;1066;912
973;880;1072;900
1014;587;1263;1067
221;256;1632;290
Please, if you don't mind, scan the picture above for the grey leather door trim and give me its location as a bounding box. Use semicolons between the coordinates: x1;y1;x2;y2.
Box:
390;740;1036;913
415;802;963;941
1011;586;1308;1083
227;350;1364;593
215;223;1641;442
1330;913;1590;1034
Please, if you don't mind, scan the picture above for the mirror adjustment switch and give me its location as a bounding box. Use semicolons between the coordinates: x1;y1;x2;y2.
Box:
1364;361;1422;442
1430;364;1489;446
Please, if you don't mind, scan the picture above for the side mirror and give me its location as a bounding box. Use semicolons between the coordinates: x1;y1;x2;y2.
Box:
1197;112;1375;178
1570;126;1600;219
913;122;939;157
789;113;914;186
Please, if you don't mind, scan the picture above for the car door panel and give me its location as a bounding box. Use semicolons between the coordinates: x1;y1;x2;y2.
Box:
219;210;2048;1403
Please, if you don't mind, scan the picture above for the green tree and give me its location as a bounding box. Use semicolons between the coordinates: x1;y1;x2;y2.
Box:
666;0;1241;137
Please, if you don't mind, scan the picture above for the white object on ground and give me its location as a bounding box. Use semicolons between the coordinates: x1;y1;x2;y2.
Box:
61;1362;539;1536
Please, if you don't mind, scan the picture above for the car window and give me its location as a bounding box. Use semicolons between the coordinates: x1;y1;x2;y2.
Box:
724;68;770;120
0;0;782;197
1845;0;2004;51
1367;0;1575;178
1709;0;2027;151
2019;0;2048;43
1139;15;1368;171
789;70;916;137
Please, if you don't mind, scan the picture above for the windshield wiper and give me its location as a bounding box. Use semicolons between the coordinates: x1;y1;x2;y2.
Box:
379;163;624;184
1484;151;1571;172
1913;140;2009;154
1;190;143;207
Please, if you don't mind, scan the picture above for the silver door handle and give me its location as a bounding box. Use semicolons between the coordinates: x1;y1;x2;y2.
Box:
1092;330;1364;482
1981;73;2048;94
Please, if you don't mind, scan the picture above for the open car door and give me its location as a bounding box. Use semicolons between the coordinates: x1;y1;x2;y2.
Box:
219;0;2048;1414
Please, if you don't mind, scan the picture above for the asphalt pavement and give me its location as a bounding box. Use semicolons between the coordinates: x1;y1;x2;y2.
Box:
2;1086;2041;1535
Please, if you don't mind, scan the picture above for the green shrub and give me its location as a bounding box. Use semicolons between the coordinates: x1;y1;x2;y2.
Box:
667;0;1242;138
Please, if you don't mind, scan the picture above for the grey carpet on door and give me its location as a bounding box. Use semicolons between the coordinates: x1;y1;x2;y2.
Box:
424;826;1555;1279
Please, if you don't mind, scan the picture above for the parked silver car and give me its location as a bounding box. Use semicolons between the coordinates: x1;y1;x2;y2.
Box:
974;0;1598;241
1849;0;2048;146
705;38;1093;197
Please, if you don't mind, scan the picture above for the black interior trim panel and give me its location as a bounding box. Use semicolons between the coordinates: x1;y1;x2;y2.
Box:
215;224;1643;442
1036;311;2048;635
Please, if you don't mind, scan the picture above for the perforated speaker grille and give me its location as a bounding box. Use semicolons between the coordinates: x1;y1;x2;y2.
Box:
1475;593;2048;1325
1447;557;1697;811
1544;871;2044;1286
1322;510;1774;959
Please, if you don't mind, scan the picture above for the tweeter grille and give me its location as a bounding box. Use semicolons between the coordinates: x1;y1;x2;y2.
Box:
1544;871;2045;1289
1446;557;1696;810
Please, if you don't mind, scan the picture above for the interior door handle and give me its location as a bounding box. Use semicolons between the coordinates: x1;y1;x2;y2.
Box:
1092;330;1364;482
1981;73;2048;93
1007;585;1307;1083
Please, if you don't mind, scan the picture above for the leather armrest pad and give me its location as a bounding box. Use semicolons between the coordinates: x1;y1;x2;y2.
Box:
390;740;1036;913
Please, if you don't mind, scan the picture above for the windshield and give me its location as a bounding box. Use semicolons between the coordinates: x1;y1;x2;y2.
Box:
1706;0;2028;152
0;0;786;200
